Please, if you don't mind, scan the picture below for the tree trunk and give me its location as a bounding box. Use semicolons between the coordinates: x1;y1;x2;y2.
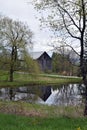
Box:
80;34;84;78
80;33;87;116
9;45;18;82
84;79;87;116
9;46;14;82
9;64;14;82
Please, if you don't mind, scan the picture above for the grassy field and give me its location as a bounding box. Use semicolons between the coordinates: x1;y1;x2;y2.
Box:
0;113;87;130
0;71;82;87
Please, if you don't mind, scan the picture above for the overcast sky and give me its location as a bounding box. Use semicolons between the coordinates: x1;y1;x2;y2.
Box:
0;0;53;52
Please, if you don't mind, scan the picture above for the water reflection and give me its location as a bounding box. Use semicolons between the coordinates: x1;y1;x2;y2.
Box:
46;84;83;106
0;84;85;106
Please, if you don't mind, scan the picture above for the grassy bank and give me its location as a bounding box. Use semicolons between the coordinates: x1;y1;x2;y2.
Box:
0;71;82;87
0;112;87;130
0;100;85;128
0;100;84;118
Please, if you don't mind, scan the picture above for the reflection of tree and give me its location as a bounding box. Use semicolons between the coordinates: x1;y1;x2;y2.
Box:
83;81;87;115
9;88;16;100
52;84;83;106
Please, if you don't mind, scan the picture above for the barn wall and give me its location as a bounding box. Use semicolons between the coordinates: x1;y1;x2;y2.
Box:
37;52;52;72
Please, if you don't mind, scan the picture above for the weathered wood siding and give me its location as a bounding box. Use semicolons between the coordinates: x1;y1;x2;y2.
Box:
37;52;52;72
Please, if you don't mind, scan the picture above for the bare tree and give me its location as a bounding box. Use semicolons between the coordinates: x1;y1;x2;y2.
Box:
32;0;87;79
32;0;87;115
0;16;33;82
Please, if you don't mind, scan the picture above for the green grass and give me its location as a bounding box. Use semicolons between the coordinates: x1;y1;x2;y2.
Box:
0;113;87;130
0;71;82;87
0;100;85;130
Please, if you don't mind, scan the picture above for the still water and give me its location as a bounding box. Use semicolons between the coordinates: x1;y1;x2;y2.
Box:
0;84;85;106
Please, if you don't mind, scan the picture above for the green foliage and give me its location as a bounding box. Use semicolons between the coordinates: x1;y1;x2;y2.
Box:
52;52;64;73
0;15;33;81
24;52;41;74
0;113;87;130
0;70;9;81
52;52;78;76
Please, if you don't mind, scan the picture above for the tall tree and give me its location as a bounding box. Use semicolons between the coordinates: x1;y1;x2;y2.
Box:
32;0;87;79
0;16;33;82
84;31;87;115
32;0;87;115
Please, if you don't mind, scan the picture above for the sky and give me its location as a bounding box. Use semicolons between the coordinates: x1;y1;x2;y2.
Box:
0;0;53;52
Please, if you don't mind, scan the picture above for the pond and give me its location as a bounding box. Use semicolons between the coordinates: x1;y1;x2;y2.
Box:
0;84;85;106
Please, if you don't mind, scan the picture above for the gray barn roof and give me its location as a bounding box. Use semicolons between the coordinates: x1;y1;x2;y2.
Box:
29;51;52;60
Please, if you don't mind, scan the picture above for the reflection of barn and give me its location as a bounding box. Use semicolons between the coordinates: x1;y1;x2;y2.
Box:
8;86;51;101
30;51;52;72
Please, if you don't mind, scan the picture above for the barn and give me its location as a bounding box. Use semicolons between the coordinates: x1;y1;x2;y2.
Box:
30;51;52;72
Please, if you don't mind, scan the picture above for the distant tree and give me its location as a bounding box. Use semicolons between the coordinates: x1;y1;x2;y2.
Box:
0;16;33;82
52;51;78;75
0;46;9;70
23;51;41;74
